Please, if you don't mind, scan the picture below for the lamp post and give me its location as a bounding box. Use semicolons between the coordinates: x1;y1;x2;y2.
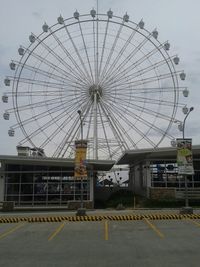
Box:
76;110;86;216
180;106;194;214
182;107;194;139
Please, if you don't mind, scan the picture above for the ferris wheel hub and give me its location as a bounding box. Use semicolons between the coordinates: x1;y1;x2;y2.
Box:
89;84;103;101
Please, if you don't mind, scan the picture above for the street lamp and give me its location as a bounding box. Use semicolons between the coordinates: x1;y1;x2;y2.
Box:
179;106;194;214
77;110;83;141
182;107;194;139
76;110;86;216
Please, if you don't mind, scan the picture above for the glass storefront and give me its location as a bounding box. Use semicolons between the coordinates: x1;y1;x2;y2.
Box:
4;164;91;206
150;161;200;188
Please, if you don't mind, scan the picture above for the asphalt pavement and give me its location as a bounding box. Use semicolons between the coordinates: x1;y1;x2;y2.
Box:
0;210;200;266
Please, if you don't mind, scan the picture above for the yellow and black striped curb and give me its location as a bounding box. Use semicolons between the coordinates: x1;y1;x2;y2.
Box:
0;214;200;223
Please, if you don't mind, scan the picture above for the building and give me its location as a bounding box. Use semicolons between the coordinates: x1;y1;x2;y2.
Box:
117;145;200;200
0;155;114;208
1;145;200;208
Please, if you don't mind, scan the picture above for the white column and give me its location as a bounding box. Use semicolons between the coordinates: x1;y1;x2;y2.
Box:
145;161;151;188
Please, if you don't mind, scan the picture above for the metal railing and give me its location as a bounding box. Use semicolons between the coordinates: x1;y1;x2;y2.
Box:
151;180;200;188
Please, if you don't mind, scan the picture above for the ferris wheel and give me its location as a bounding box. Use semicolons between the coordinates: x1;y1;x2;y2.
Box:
3;9;189;160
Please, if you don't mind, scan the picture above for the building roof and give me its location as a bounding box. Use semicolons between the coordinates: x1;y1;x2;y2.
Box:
0;155;115;171
116;145;200;165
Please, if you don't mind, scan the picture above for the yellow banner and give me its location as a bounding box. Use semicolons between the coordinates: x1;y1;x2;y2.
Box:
74;140;87;178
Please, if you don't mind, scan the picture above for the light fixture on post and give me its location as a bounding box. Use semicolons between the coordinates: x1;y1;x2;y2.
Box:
182;107;194;139
178;106;194;214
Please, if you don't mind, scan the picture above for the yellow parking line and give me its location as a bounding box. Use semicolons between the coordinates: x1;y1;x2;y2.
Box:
104;221;109;241
48;222;65;241
0;223;25;240
143;218;164;238
187;219;200;228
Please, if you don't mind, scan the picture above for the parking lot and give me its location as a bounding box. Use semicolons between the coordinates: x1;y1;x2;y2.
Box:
0;211;200;267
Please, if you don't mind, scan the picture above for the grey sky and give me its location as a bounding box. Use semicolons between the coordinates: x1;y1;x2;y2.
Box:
0;0;199;156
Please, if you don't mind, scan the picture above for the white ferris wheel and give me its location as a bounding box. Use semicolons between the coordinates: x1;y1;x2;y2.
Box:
3;9;189;160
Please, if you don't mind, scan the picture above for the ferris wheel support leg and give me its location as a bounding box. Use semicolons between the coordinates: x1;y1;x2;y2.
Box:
93;92;98;159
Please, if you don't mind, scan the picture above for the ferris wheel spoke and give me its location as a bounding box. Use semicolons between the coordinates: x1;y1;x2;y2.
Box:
109;56;176;85
12;93;82;119
56;98;93;157
96;13;99;85
19;98;82;146
104;99;158;147
111;96;177;125
34;34;91;85
112;93;175;119
128;56;176;80
85;101;94;141
98;104;113;159
101;31;153;85
12;76;88;96
98;102;125;152
19;111;68;145
99;100;128;151
104;71;179;92
9;94;70;113
78;20;94;83
101;25;139;84
14;60;87;88
98;19;109;79
92;19;97;84
8;90;77;97
99;98;138;149
62;22;93;84
23;46;88;86
52;114;81;157
10;76;72;91
102;42;164;87
52;122;79;157
109;99;175;140
11;98;74;129
128;95;179;108
40;102;82;149
99;22;124;82
111;86;185;95
111;93;179;109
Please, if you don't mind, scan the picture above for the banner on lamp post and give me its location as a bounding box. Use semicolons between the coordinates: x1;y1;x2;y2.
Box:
176;138;194;175
74;140;88;179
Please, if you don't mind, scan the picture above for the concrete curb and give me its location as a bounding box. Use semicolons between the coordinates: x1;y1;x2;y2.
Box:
0;213;200;223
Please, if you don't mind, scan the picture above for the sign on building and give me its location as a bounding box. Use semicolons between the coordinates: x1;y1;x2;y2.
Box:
74;140;88;179
177;138;194;175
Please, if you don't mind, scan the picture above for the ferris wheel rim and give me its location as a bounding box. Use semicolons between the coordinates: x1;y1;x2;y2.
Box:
4;11;187;159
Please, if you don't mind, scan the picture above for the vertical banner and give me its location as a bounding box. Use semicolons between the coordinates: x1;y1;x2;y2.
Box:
177;138;194;175
74;140;87;179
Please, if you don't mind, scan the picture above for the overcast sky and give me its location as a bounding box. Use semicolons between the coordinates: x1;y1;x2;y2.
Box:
0;0;199;156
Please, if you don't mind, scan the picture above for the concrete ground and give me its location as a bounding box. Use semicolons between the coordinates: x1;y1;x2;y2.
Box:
0;210;200;267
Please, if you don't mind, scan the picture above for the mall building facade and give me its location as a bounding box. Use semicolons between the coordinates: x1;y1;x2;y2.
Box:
0;154;114;208
117;145;200;200
0;145;200;208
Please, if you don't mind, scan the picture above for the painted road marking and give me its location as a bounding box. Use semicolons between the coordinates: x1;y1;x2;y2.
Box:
143;218;164;238
187;219;200;228
0;223;25;240
104;221;109;241
48;222;65;241
1;214;200;223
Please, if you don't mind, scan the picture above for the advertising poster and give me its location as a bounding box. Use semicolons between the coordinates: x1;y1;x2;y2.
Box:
74;140;87;179
177;138;194;175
